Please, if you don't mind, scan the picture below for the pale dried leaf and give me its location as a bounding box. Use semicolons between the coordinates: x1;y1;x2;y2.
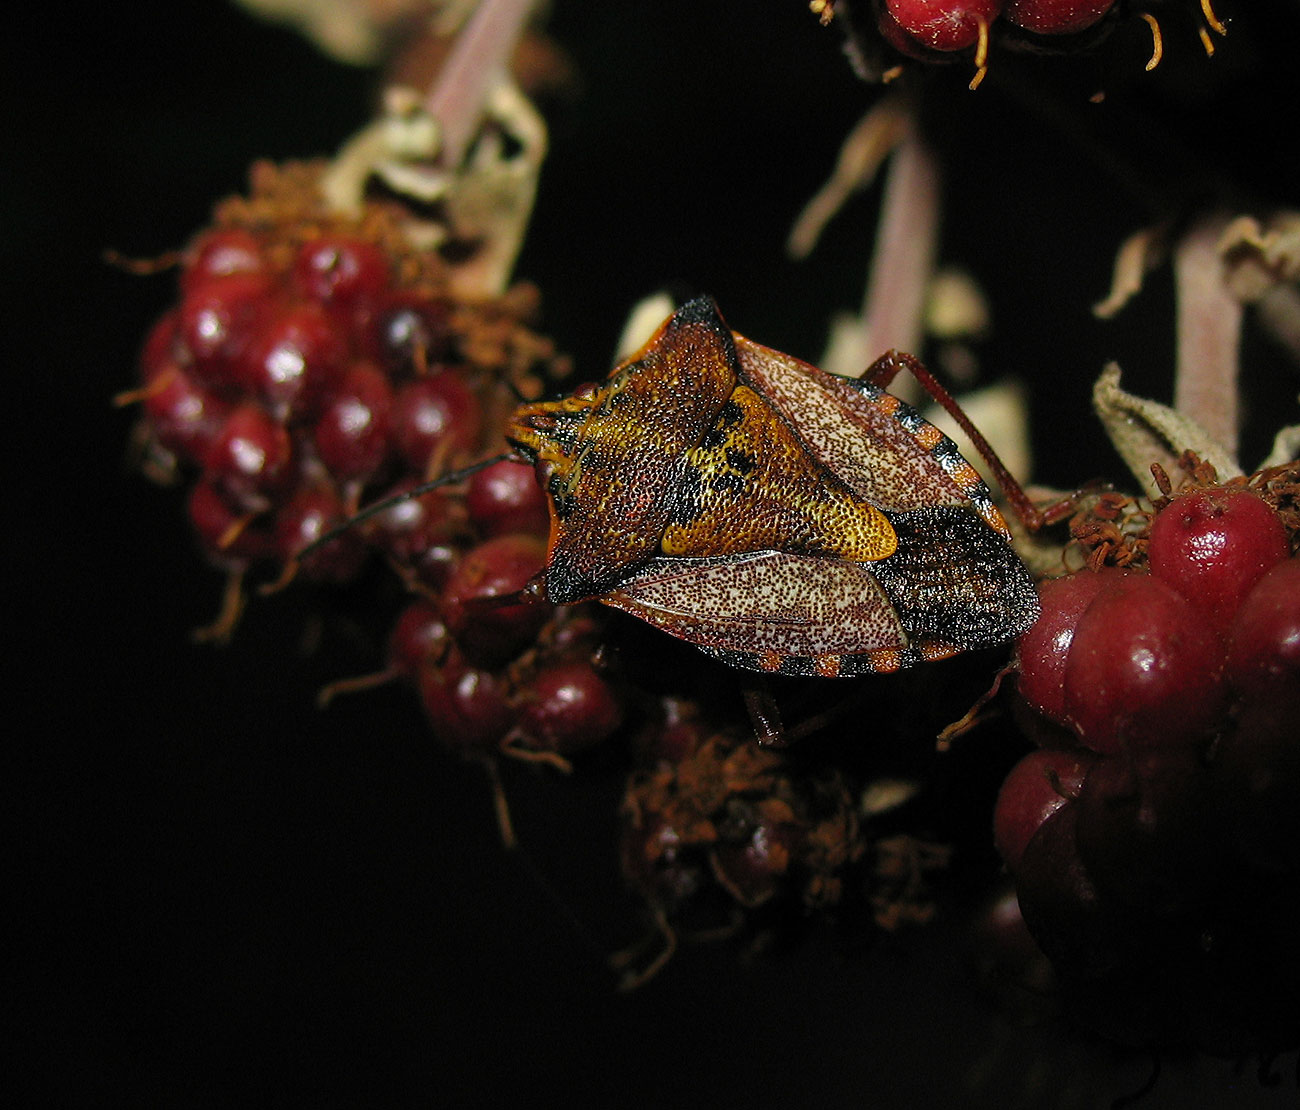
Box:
786;98;908;261
615;292;677;361
924;267;990;341
1093;223;1169;319
1261;420;1300;470
1218;212;1300;302
859;778;921;818
1092;363;1243;496
234;0;434;64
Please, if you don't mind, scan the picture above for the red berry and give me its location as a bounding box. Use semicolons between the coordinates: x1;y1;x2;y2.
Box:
711;811;799;908
885;0;1002;52
1224;559;1300;707
1061;573;1227;754
442;534;551;667
1003;0;1115;35
1148;487;1289;637
363;477;464;586
515;661;624;756
273;483;368;583
181;228;268;294
186;478;275;563
993;747;1095;872
1015;569;1121;726
293;235;390;310
141;359;233;465
1074;748;1223;915
391;373;483;471
312;361;395;485
178;271;277;393
417;650;514;754
387;600;451;677
203;402;295;511
465;459;550;538
236;301;349;421
365;290;453;374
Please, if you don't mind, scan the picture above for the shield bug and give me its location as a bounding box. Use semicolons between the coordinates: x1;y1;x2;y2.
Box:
307;296;1040;678
502;296;1039;677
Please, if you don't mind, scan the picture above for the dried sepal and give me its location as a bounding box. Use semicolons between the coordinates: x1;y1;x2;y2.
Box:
1092;363;1242;497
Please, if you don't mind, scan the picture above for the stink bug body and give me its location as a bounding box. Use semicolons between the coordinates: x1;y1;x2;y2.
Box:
504;297;1039;678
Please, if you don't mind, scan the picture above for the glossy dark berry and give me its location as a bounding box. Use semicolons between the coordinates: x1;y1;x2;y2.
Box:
1015;569;1120;726
442;534;551;667
1148;488;1289;637
391;372;483;471
141;359;234;465
515;661;624;756
273;483;368;583
417;650;514;754
312;361;395;485
387;600;451;677
1002;0;1115;34
363;477;463;585
236;301;349;421
181;228;268;294
367;290;453;374
465;459;549;538
1061;573;1227;754
178;272;276;393
203;402;295;511
885;0;1002;51
993;747;1094;872
292;235;390;311
187;478;275;563
1074;748;1223;916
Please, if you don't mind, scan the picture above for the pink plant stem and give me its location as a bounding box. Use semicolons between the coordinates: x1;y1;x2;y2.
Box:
1174;214;1242;462
861;122;940;367
425;0;535;170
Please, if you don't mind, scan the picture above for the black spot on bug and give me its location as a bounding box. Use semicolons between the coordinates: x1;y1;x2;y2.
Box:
718;399;743;427
724;447;755;474
665;464;706;526
710;472;746;497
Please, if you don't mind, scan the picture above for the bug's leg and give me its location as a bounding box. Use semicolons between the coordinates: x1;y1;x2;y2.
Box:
740;678;787;748
865;350;1069;532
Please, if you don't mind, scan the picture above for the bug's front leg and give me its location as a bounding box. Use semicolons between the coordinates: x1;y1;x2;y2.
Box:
740;678;787;748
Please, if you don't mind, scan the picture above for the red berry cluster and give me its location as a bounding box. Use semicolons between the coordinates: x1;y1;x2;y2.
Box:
998;479;1300;1051
876;0;1117;60
125;161;630;766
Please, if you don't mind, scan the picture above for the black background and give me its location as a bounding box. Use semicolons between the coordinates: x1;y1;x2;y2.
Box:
13;1;1300;1105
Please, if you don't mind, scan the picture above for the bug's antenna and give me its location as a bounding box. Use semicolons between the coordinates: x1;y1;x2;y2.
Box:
292;452;517;565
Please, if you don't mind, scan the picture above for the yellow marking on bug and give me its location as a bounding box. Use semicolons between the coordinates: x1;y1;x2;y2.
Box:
920;640;961;663
869;648;904;674
660;386;898;563
948;460;984;493
874;393;901;418
814;654;843;678
760;650;784;672
912;423;945;452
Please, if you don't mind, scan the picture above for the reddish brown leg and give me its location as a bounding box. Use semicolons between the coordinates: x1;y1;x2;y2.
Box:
865;350;1071;532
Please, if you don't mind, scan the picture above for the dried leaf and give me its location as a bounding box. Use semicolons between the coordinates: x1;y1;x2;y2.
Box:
1218;212;1300;302
1093;223;1169;319
1261;420;1300;470
1092;364;1242;496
